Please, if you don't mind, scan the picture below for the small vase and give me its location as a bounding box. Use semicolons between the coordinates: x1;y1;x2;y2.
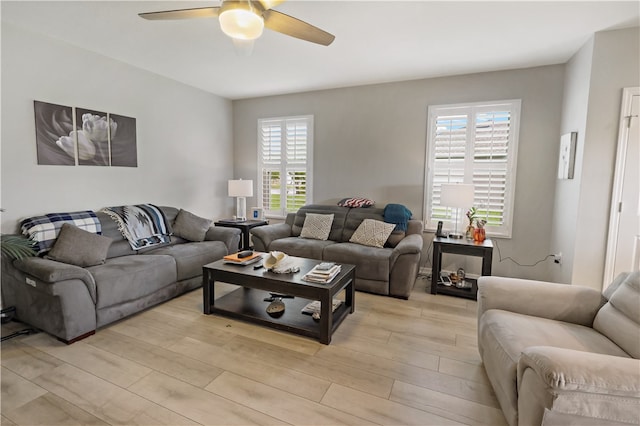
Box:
474;227;486;242
465;225;475;240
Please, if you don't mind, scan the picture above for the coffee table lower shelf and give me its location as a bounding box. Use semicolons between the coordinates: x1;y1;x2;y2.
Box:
211;287;350;342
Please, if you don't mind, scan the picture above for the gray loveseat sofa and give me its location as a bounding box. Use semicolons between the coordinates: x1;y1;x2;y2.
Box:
477;272;640;426
1;206;240;343
250;204;423;299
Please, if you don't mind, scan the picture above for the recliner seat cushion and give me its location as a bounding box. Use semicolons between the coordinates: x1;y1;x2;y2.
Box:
87;255;177;309
147;241;227;281
269;237;336;260
323;242;391;282
479;309;631;426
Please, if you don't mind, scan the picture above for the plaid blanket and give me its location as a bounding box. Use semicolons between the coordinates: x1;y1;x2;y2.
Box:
100;204;170;250
20;210;101;255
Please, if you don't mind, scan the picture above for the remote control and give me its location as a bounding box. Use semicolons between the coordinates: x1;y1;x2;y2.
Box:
237;250;254;259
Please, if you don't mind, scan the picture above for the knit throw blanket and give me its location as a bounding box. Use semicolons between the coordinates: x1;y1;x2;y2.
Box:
100;204;171;250
383;204;413;232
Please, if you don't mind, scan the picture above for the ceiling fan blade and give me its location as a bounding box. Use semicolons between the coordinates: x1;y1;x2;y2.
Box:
263;9;334;46
258;0;286;10
139;7;220;20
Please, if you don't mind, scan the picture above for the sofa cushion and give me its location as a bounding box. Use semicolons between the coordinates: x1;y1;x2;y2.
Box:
593;271;640;358
87;255;177;309
147;241;227;281
323;242;391;282
385;231;405;248
291;205;348;241
269;237;336;260
349;219;395;248
46;223;112;267
340;207;386;242
172;209;212;242
97;211;136;259
479;309;631;426
300;213;334;240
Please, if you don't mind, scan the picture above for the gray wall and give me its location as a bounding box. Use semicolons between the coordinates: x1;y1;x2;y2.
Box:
1;24;235;233
234;65;565;279
550;27;640;290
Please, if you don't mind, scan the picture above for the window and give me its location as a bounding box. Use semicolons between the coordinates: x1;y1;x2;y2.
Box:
424;100;521;238
258;115;313;218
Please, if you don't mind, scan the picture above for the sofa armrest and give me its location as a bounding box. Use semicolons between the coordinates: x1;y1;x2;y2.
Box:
250;223;292;252
390;233;423;265
205;226;241;253
518;346;640;424
13;257;96;303
388;234;423;299
477;276;605;327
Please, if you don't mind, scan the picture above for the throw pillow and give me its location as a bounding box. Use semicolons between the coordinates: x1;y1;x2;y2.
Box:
172;209;212;242
350;219;396;248
46;223;112;267
337;197;375;208
300;213;334;240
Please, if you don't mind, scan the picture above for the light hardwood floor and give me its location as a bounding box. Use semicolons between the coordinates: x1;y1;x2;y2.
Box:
1;276;507;425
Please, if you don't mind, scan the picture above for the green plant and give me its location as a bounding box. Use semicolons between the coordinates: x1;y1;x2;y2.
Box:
466;207;477;226
1;235;36;260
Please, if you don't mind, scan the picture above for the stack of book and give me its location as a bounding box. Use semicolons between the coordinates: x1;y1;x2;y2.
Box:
223;252;263;266
302;262;341;283
301;299;343;317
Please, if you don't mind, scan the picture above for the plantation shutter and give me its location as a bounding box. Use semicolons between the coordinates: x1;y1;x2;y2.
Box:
258;116;313;217
473;109;511;228
425;100;520;237
285;119;309;212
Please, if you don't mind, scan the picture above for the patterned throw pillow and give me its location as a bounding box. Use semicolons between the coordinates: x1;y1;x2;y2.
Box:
349;219;396;248
337;197;375;208
300;213;334;240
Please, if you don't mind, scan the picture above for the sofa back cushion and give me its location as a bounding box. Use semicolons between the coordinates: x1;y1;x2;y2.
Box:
99;206;180;259
593;271;640;358
97;211;136;259
291;205;348;241
341;207;386;242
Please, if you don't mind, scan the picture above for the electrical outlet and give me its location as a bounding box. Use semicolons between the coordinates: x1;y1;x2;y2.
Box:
553;253;563;265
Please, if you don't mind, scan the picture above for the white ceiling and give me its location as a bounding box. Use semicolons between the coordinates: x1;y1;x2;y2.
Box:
2;1;639;100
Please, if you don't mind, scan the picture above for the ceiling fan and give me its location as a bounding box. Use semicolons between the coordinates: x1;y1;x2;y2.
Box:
139;0;335;53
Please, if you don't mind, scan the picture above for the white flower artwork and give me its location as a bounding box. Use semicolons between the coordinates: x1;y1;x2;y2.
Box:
34;101;137;167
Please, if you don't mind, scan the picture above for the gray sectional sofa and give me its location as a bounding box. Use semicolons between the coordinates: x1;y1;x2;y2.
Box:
250;204;423;299
477;272;640;426
1;206;240;343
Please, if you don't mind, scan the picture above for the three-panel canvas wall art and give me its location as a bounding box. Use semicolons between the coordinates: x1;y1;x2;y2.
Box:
34;100;137;167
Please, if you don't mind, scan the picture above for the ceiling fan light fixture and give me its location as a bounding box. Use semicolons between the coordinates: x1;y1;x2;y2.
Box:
219;5;264;40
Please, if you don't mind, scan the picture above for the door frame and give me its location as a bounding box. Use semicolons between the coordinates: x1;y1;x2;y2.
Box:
603;87;640;287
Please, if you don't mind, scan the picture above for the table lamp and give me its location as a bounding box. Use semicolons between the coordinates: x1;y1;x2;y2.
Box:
228;179;253;221
440;183;475;239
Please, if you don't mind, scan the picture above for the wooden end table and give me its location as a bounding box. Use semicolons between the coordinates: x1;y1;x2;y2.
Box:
431;236;493;300
203;256;355;344
214;219;268;251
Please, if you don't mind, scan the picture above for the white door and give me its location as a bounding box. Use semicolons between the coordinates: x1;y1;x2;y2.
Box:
604;87;640;285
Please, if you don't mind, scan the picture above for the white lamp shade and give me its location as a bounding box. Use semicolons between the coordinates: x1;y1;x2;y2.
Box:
440;184;475;209
228;179;254;197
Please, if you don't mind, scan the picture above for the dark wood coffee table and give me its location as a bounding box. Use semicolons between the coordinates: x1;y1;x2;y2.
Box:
202;256;355;344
